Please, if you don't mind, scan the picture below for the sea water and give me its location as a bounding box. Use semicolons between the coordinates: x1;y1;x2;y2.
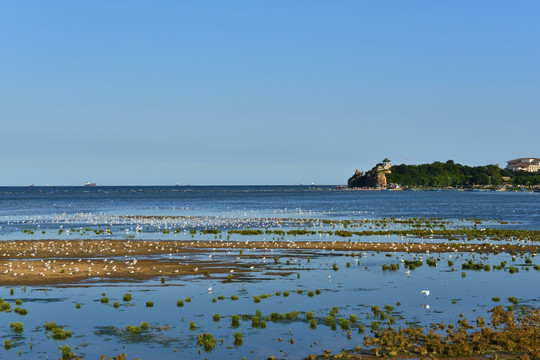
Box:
0;186;538;359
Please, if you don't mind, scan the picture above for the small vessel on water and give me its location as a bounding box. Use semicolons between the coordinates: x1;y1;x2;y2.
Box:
28;183;35;187
85;182;96;187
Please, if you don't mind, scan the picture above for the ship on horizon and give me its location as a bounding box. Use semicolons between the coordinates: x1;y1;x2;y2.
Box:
85;182;96;187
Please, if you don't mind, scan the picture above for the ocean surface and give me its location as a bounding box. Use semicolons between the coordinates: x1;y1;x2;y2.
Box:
2;185;539;226
0;186;539;359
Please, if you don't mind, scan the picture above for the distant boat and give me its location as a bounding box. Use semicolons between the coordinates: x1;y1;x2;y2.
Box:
28;183;35;187
85;182;96;187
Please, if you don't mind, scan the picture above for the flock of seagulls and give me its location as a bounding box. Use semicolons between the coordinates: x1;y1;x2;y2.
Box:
2;213;511;314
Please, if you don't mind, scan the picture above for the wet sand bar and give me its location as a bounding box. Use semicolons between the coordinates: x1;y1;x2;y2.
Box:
1;239;537;286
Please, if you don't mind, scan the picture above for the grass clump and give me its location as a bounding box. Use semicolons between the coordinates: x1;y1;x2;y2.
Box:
404;259;423;270
44;321;58;331
123;293;132;302
14;307;27;315
10;322;23;332
60;345;72;359
286;311;299;319
231;315;240;327
361;306;539;357
325;315;336;325
426;258;437;267
233;331;243;346
197;333;217;352
43;322;72;340
382;263;400;271
339;318;350;330
508;296;519;305
52;328;72;340
126;325;141;334
462;260;490;271
251;316;261;327
146;301;154;307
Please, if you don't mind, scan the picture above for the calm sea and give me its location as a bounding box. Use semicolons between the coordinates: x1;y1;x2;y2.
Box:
1;186;539;227
0;186;539;359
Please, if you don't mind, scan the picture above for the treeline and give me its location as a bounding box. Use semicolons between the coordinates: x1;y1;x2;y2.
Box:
386;160;540;187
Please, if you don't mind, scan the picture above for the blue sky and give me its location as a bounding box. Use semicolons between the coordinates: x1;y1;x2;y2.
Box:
1;1;539;185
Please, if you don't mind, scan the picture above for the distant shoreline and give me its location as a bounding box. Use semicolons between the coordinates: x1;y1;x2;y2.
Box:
341;186;540;192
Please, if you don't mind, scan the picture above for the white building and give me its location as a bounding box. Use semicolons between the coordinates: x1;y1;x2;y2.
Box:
506;158;540;172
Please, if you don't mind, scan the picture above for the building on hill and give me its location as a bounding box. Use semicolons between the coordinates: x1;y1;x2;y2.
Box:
348;160;392;189
506;158;540;172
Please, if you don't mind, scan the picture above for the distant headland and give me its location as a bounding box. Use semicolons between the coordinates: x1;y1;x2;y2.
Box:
347;158;540;190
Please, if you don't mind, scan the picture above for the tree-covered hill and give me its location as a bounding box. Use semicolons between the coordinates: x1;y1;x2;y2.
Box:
385;160;540;187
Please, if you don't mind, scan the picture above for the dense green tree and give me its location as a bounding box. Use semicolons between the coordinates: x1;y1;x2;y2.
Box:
381;160;540;187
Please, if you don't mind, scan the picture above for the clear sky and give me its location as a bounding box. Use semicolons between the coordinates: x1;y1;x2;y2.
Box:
1;1;539;186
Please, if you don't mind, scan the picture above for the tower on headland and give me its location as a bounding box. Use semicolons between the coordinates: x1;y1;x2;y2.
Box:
348;159;392;189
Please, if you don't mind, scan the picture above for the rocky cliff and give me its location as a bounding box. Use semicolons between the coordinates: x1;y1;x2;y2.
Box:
348;163;391;188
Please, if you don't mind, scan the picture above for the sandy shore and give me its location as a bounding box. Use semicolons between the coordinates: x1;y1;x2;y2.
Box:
0;239;537;286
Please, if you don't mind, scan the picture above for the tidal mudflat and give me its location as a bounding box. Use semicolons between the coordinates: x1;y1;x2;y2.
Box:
0;187;538;358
